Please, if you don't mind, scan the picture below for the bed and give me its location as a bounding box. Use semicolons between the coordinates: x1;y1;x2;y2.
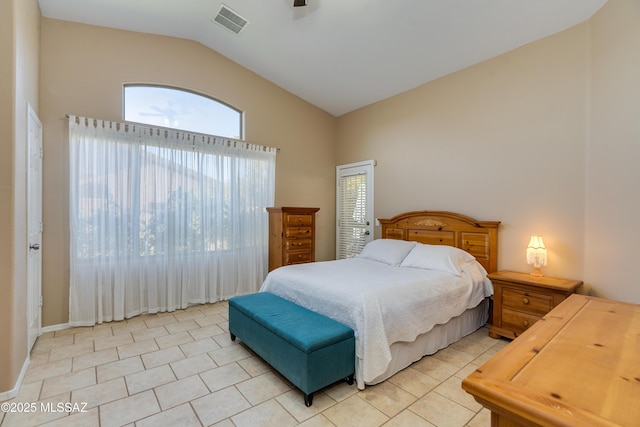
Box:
260;210;500;389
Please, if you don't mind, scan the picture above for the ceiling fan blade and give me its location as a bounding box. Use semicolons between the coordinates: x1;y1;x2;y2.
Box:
293;0;307;7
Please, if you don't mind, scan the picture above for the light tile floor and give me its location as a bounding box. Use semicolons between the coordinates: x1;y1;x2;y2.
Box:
1;301;510;427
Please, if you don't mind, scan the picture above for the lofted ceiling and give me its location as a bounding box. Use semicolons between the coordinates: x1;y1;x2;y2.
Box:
38;0;607;117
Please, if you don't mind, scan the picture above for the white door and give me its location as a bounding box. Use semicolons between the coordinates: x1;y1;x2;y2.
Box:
336;160;374;259
27;103;43;352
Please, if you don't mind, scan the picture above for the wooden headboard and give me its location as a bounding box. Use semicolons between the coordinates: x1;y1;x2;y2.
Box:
378;211;501;273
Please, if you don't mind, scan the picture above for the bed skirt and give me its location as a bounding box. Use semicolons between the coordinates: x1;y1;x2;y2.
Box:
358;297;490;388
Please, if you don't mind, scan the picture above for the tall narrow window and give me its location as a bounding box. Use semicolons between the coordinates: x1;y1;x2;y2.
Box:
124;85;242;139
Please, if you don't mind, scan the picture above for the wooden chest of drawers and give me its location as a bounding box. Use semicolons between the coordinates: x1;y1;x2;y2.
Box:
267;207;319;271
488;270;582;339
463;295;640;426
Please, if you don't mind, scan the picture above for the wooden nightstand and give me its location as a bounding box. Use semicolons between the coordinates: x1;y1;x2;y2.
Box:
488;270;582;339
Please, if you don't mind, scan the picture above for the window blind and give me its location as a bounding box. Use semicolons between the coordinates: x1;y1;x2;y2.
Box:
337;173;368;259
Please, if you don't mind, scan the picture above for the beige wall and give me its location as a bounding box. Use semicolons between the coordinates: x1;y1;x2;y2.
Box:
336;0;640;303
0;0;40;396
39;19;337;326
0;0;17;396
337;24;590;284
586;0;640;303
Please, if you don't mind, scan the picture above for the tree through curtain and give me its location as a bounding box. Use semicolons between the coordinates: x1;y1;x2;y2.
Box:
68;115;276;326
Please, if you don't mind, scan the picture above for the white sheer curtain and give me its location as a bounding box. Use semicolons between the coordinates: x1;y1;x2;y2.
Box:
68;116;276;326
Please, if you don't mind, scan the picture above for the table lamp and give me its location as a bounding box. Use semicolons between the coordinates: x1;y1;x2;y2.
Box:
526;235;547;277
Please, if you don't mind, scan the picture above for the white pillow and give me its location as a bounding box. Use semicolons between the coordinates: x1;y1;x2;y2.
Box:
358;239;417;266
400;243;475;276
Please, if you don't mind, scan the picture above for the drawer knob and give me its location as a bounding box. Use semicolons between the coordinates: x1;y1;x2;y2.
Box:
522;297;530;305
523;320;529;327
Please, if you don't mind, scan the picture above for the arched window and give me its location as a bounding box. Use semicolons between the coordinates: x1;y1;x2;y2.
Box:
123;84;242;139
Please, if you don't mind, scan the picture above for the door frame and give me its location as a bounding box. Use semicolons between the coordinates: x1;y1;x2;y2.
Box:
27;102;43;352
336;160;375;259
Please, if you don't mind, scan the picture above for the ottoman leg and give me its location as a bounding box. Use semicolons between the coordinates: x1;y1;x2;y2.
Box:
304;392;314;407
230;332;236;341
345;374;354;385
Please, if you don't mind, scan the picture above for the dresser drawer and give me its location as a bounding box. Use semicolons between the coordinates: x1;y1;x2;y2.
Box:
284;250;312;265
502;308;540;334
285;214;313;227
502;287;552;315
284;239;312;251
284;227;312;238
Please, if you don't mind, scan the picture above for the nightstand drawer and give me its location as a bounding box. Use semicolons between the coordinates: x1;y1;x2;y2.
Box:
502;287;552;315
502;308;540;334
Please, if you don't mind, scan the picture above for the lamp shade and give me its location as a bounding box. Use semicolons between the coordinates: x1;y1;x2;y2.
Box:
526;235;547;276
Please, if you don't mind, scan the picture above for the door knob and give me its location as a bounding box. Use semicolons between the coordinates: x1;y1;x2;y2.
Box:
29;243;40;250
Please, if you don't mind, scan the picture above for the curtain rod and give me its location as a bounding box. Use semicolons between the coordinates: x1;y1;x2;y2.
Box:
64;114;280;152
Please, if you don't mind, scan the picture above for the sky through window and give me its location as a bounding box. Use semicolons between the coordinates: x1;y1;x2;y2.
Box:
124;85;242;139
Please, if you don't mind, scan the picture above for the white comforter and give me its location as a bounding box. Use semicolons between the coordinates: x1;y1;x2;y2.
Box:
260;257;492;387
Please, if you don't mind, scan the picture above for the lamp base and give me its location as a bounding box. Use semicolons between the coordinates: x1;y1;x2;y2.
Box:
530;267;544;277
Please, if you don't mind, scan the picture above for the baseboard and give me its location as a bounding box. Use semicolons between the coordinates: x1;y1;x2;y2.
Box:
41;323;70;334
0;323;69;402
0;324;70;401
0;356;30;401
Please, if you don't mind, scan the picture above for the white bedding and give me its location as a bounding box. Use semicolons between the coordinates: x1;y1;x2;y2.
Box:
259;256;493;388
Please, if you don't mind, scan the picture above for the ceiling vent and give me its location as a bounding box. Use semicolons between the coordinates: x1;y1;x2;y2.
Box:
213;4;248;34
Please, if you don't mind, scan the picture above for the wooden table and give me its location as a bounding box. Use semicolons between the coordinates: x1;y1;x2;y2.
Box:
462;294;640;427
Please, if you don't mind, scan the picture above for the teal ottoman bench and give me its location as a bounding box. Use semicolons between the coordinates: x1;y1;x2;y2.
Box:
228;292;355;406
